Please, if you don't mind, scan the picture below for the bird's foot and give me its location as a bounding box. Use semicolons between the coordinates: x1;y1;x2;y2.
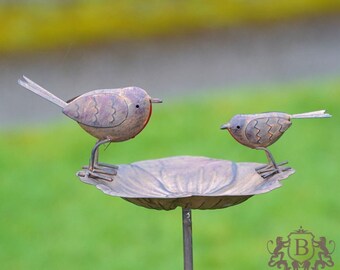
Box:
256;161;291;179
77;170;114;182
256;161;288;172
82;163;118;182
86;162;119;170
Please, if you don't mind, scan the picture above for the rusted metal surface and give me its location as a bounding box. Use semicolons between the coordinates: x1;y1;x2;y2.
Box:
221;110;331;173
18;76;162;180
77;156;294;210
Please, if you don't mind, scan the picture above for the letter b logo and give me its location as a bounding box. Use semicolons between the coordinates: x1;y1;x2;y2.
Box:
295;238;309;255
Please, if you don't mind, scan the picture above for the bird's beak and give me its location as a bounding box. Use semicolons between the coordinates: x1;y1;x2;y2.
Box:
220;123;231;130
151;98;163;103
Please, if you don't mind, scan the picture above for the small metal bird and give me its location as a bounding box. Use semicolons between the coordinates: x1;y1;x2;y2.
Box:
221;110;331;175
18;76;162;181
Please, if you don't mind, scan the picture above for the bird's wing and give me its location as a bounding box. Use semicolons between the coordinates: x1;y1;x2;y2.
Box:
63;93;129;128
245;117;291;147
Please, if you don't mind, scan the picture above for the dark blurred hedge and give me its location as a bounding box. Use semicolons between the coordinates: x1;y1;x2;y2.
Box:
1;0;340;53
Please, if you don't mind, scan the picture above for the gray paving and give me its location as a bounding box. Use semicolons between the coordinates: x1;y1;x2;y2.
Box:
1;16;340;127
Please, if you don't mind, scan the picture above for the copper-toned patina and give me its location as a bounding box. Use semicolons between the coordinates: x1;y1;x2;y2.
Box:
18;76;162;181
221;110;331;174
77;155;294;270
77;156;294;210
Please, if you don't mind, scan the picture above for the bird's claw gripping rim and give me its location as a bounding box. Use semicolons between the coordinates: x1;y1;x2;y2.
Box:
256;161;291;179
253;147;292;179
77;165;118;182
79;138;118;182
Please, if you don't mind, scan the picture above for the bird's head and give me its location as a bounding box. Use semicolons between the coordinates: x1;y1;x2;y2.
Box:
220;114;246;142
124;86;162;108
123;87;162;114
120;87;162;136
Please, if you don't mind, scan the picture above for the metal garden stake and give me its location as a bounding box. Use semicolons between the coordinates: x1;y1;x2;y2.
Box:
182;208;193;270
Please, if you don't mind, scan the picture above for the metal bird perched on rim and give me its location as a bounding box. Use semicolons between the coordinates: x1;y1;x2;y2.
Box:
18;76;162;181
220;110;331;175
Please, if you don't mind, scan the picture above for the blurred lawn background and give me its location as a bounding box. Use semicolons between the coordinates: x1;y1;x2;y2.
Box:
1;0;340;269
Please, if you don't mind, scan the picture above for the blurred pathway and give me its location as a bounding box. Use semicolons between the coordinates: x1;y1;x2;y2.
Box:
1;16;340;127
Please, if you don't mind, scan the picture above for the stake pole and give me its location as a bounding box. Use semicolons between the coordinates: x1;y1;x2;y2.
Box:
182;208;193;270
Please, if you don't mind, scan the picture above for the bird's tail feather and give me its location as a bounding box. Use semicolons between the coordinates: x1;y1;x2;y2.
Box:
18;76;67;108
291;110;332;119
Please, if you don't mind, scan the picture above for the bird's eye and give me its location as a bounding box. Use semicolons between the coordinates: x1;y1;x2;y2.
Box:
236;125;240;129
135;105;140;108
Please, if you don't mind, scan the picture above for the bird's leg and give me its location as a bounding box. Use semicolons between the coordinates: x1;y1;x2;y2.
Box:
91;143;99;170
89;139;111;171
255;147;281;175
93;141;119;170
255;147;291;178
262;147;278;170
83;138;118;181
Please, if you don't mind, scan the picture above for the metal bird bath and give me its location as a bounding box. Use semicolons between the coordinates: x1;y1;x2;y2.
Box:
17;77;326;269
77;155;294;270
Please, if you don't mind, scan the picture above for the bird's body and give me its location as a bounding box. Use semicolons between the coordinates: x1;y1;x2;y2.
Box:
222;112;292;149
63;88;155;141
221;110;331;175
18;76;161;181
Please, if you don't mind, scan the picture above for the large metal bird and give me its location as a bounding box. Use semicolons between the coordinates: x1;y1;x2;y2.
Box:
221;110;331;174
18;76;162;181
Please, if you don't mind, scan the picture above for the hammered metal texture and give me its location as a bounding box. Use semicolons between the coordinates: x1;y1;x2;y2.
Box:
245;117;291;147
63;93;128;128
63;87;153;141
77;156;294;210
226;112;292;148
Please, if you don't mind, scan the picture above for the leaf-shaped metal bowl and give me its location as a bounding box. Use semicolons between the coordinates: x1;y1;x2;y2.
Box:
77;156;294;210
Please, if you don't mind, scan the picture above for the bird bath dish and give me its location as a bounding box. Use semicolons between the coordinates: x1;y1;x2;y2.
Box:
77;156;294;210
77;153;294;270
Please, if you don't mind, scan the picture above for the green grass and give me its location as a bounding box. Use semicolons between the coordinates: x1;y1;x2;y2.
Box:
0;79;339;269
1;1;340;53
